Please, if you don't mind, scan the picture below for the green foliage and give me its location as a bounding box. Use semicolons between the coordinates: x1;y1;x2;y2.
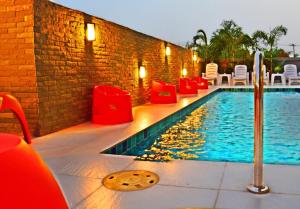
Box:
274;65;283;73
247;25;287;73
190;20;289;74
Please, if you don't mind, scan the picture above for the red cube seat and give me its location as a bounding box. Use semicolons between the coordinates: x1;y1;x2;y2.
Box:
92;85;133;124
0;94;68;209
150;81;177;104
194;76;209;89
179;78;198;94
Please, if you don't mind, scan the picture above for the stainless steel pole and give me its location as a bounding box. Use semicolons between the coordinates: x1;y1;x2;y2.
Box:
247;51;270;194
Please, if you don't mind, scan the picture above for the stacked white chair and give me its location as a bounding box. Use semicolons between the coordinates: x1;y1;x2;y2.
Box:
232;65;248;86
283;64;300;85
202;63;219;85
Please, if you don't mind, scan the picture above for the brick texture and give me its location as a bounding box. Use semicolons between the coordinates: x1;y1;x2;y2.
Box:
1;0;199;136
0;0;39;135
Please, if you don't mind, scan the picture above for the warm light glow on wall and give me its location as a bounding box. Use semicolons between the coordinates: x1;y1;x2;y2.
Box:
182;68;187;77
139;66;146;79
86;23;96;41
193;54;197;61
165;46;171;56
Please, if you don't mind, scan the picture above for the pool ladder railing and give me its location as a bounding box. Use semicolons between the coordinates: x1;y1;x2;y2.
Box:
247;51;270;194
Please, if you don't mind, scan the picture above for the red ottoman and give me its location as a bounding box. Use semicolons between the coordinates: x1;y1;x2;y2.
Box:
194;76;209;89
92;85;133;124
179;78;198;94
150;81;177;104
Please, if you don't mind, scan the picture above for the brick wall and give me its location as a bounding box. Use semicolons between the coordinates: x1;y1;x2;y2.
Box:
0;0;39;135
1;0;199;136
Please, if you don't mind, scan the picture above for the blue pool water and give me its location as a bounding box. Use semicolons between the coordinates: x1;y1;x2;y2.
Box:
130;91;300;164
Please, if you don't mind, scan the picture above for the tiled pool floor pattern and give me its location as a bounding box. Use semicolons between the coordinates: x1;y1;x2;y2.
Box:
33;86;300;209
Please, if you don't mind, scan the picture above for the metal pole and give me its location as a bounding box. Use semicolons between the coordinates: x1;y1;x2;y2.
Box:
247;51;270;194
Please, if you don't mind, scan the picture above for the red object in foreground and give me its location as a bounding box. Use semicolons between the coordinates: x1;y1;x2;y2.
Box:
0;94;68;209
179;78;198;94
150;81;177;104
194;76;209;89
93;85;133;124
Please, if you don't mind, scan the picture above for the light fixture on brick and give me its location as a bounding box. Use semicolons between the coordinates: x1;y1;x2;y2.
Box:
86;23;96;41
193;54;197;61
165;46;171;56
139;66;146;79
182;68;187;77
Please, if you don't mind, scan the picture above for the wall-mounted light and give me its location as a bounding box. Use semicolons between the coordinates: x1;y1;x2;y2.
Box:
182;68;187;77
139;66;146;79
86;23;96;41
165;46;171;56
193;54;197;61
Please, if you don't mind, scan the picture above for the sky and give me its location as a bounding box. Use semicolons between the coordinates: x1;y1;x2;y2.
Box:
52;0;300;54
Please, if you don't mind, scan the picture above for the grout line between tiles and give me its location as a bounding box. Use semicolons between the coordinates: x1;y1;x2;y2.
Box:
122;158;138;170
219;188;300;197
213;162;227;208
71;185;104;209
57;172;103;180
68;159;136;208
156;183;220;191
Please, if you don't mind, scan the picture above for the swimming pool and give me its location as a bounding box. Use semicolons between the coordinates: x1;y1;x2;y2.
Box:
104;89;300;165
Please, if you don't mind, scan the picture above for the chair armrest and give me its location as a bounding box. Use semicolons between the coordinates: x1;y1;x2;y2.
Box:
266;72;270;79
298;72;300;76
247;72;249;84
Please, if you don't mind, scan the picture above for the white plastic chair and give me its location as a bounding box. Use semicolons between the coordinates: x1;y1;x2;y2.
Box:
232;65;248;86
284;64;300;85
202;63;219;85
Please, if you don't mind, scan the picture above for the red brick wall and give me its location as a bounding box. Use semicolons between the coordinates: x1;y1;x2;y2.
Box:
1;0;199;136
0;0;39;135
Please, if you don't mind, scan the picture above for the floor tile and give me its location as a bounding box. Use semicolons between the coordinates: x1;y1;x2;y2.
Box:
127;160;226;189
216;190;300;209
265;164;300;195
56;154;134;179
56;174;102;208
221;162;253;191
75;185;218;209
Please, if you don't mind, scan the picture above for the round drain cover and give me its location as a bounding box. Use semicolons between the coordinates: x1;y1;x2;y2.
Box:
102;170;159;191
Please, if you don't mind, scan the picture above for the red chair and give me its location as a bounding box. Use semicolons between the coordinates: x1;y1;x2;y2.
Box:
92;85;133;124
0;94;68;209
150;81;177;104
179;78;198;94
194;76;209;89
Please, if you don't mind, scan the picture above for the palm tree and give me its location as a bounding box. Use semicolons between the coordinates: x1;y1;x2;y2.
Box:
192;29;208;64
253;25;288;74
210;20;245;62
242;33;262;54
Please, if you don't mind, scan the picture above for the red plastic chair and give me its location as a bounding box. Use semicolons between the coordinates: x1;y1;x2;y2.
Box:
0;94;68;209
92;86;133;124
150;81;177;104
179;78;198;94
194;76;209;89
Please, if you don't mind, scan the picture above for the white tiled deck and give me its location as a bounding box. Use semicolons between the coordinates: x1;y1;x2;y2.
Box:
33;86;300;209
